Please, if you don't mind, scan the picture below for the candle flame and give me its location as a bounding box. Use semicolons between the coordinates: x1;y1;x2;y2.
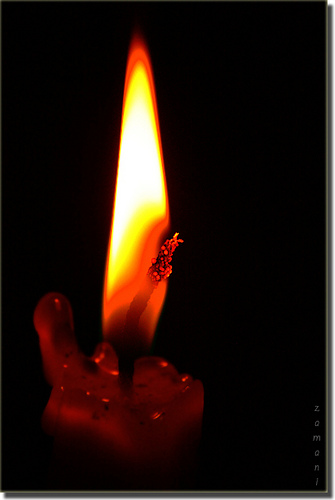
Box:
103;33;170;350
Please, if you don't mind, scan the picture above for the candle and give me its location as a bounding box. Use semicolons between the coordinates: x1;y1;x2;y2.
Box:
34;32;204;490
34;293;203;490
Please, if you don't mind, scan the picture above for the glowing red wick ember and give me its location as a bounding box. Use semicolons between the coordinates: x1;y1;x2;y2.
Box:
148;233;184;285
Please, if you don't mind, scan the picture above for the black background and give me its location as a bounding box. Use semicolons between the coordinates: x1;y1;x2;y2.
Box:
2;1;326;492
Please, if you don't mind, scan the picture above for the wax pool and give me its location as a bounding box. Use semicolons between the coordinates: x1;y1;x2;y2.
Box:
34;293;204;490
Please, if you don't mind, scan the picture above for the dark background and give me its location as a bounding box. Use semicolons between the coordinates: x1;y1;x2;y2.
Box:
2;1;326;492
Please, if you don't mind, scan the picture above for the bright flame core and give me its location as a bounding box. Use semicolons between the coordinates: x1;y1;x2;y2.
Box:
103;34;170;350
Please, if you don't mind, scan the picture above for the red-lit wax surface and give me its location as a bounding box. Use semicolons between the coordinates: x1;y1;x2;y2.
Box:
34;293;204;490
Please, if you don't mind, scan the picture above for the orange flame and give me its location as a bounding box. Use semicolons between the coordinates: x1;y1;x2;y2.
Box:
102;33;170;351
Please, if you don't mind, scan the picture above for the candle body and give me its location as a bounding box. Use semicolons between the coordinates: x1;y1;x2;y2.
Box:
34;293;204;490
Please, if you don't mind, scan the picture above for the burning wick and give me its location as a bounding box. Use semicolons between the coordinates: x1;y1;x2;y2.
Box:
118;233;183;387
147;232;184;285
